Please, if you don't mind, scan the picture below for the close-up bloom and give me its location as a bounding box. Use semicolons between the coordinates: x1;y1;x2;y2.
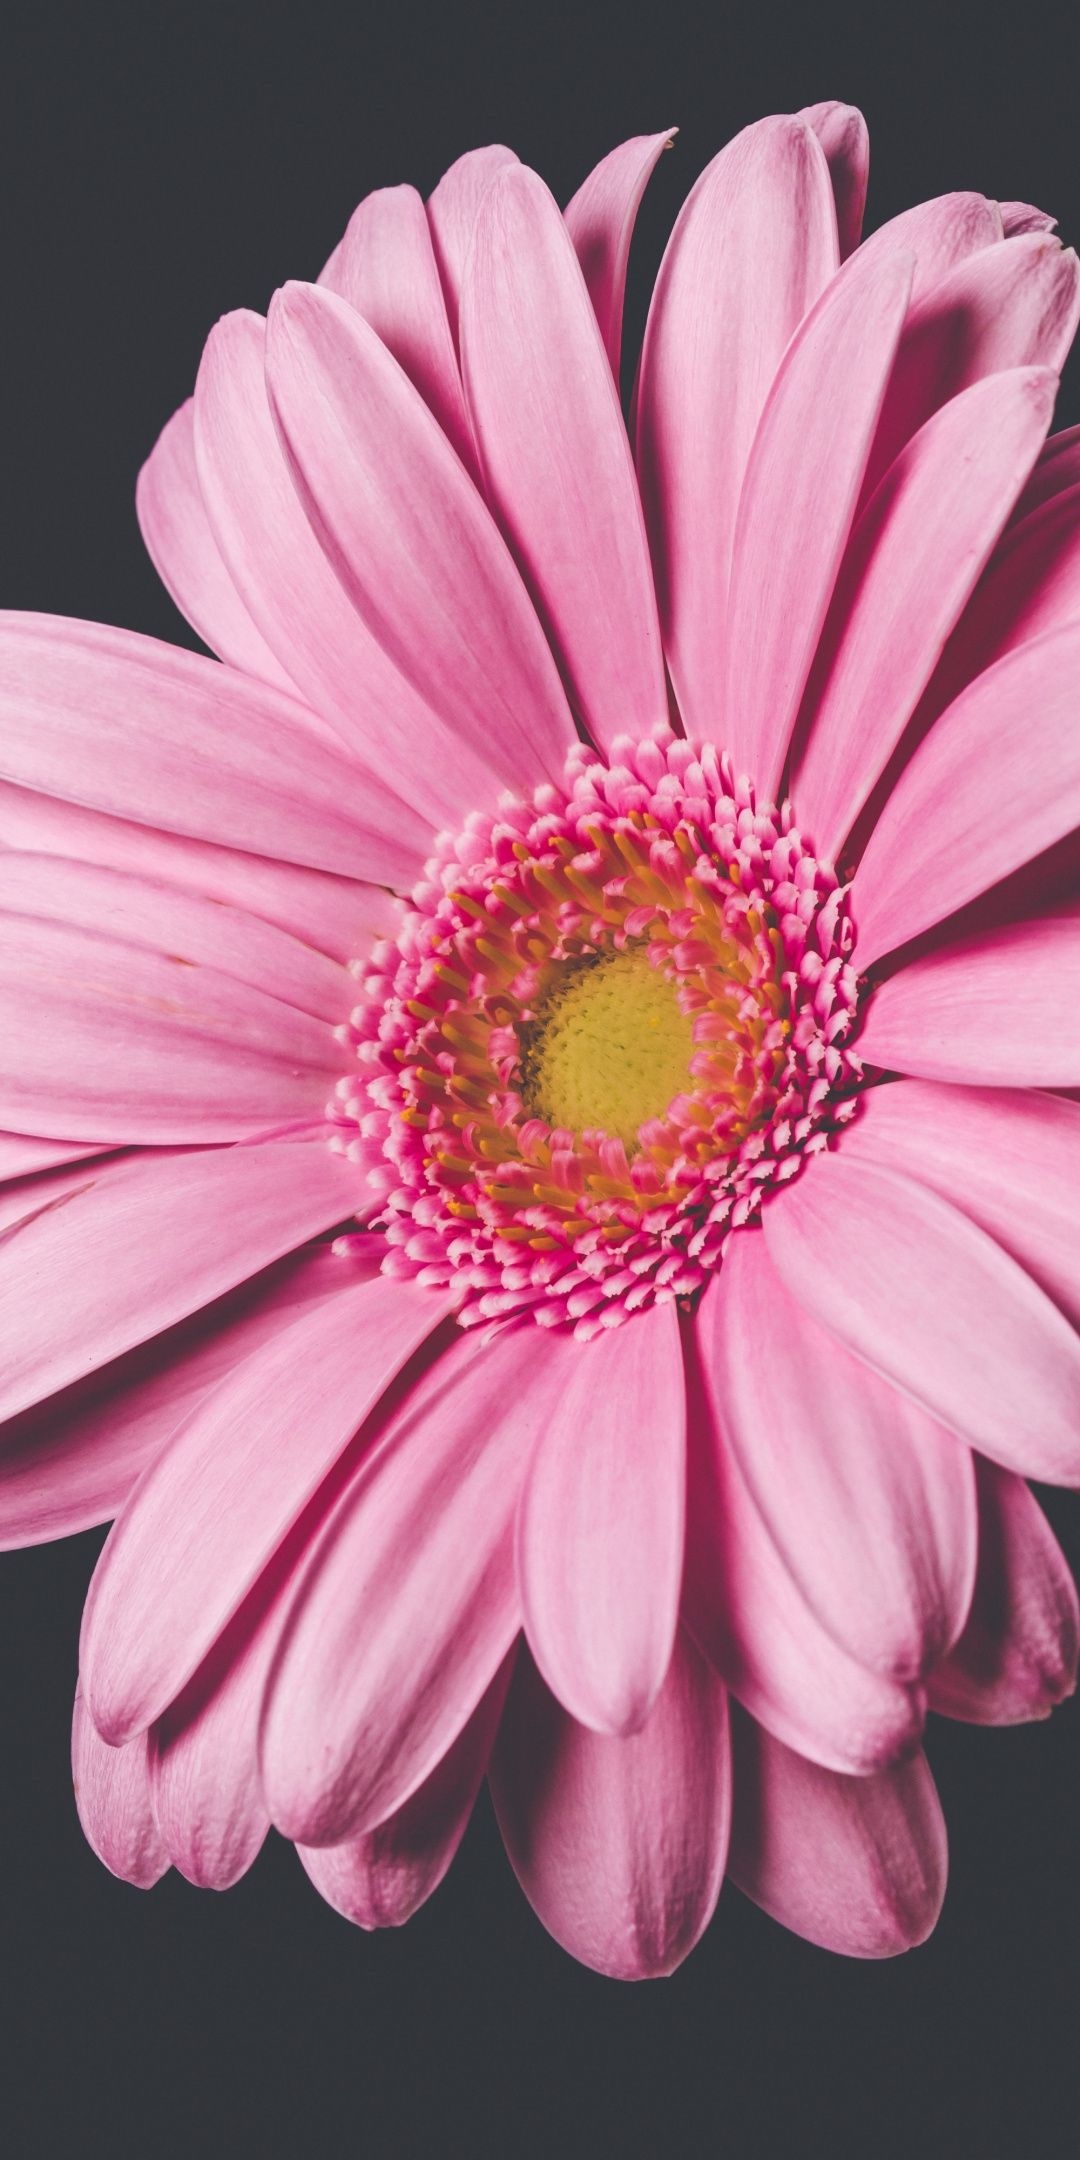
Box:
3;97;1080;1979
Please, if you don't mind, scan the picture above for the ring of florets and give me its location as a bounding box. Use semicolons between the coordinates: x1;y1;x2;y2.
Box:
329;730;862;1339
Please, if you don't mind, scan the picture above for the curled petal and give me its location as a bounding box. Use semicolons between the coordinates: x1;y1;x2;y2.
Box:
929;1461;1079;1725
490;1637;731;1981
728;1707;947;1957
72;1687;167;1889
298;1656;513;1928
563;128;676;377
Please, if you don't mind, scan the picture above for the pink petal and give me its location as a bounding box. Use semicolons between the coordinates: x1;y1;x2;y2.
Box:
799;102;869;258
426;144;519;340
918;477;1080;740
260;1322;579;1845
319;184;475;473
517;1302;685;1736
725;244;913;798
563;129;676;378
728;1707;947;1957
850;619;1080;967
862;231;1079;501
636;114;838;741
859;914;1080;1086
0;852;351;1024
0;1153;118;1236
0;1134;359;1425
791;367;1055;863
490;1635;730;1981
1011;421;1080;522
997;200;1058;237
0;1132;107;1180
461;165;667;756
0;912;334;1143
298;1656;513;1927
193;309;480;839
853;192;1002;301
135;399;296;690
0;774;397;970
0;613;423;890
700;1241;976;1681
0;1247;362;1550
763;1148;1080;1484
928;1459;1079;1725
146;1587;280;1891
71;1686;167;1888
842;1078;1080;1330
683;1311;927;1773
265;281;575;795
81;1269;448;1746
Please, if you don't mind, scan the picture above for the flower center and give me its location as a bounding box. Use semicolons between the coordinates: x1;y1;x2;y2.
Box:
331;731;862;1338
520;950;695;1149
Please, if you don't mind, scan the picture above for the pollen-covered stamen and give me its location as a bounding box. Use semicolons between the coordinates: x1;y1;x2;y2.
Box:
331;731;862;1338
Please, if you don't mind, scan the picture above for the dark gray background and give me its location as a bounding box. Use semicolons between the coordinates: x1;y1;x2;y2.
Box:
2;2;1079;2152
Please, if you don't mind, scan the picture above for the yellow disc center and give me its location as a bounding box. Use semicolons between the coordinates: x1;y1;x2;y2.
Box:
521;949;695;1148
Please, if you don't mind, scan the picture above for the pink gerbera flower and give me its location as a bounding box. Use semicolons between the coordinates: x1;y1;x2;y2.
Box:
3;102;1079;1978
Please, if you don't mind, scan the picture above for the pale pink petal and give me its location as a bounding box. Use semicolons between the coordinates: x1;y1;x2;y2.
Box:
135;399;296;690
850;620;1080;967
799;101;869;257
0;1135;359;1426
490;1635;730;1981
636;114;838;740
426;144;519;339
265;281;575;793
0;1247;363;1550
859;914;1080;1086
0;912;334;1143
683;1312;927;1774
0;853;351;1024
0;1132;107;1181
791;368;1055;862
517;1301;684;1736
146;1588;279;1891
725;245;913;797
0;613;424;890
998;200;1057;236
0;1154;122;1238
319;184;475;472
842;1079;1080;1330
461;165;667;755
863;231;1079;499
917;478;1080;739
700;1242;976;1680
71;1686;167;1889
193;312;489;841
762;1149;1080;1484
298;1657;513;1927
852;193;1001;300
728;1708;947;1957
928;1460;1079;1725
81;1269;449;1746
0;777;398;969
1011;421;1080;521
563;129;676;377
260;1322;583;1846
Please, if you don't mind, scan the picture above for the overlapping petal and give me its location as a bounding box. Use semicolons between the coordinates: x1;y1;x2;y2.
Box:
728;1707;947;1957
636;114;838;738
490;1637;730;1981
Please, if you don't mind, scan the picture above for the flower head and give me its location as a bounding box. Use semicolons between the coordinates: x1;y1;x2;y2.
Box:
3;103;1080;1977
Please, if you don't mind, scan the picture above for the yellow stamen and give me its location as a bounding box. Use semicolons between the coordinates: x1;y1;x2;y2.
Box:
520;949;695;1150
